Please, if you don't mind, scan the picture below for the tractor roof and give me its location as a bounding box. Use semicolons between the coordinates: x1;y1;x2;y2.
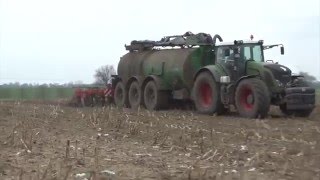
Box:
216;40;264;46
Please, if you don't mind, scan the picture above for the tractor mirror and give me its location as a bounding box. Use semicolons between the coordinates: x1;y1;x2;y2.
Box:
280;46;284;55
224;49;230;56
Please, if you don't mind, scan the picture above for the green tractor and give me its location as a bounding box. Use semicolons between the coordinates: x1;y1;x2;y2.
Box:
113;32;315;118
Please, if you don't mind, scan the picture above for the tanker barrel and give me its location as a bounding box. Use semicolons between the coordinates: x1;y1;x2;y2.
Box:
212;34;223;45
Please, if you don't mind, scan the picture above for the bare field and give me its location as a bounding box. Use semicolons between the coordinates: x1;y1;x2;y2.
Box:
0;101;319;180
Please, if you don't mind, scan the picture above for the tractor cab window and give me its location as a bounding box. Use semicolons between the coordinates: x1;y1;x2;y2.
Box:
216;47;234;64
242;45;264;62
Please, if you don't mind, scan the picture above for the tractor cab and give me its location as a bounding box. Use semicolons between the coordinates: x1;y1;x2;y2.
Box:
214;40;286;84
208;39;314;118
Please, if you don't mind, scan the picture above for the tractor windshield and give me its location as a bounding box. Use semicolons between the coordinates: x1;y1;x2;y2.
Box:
242;44;264;62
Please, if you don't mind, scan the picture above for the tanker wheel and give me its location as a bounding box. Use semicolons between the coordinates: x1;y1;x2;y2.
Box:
280;104;313;117
114;81;127;108
143;81;168;111
235;78;270;119
193;71;224;114
129;81;142;109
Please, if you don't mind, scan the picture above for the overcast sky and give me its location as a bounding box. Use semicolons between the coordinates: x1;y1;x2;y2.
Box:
0;0;319;84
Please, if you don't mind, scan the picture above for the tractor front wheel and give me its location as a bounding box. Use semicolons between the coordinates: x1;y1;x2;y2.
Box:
114;81;127;108
235;78;270;118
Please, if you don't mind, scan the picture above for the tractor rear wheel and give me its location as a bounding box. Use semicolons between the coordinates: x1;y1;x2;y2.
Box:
193;72;224;114
235;78;270;118
114;81;127;108
129;81;142;109
143;81;168;111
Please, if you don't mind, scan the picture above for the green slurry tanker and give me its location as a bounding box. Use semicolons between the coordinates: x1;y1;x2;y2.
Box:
112;32;315;118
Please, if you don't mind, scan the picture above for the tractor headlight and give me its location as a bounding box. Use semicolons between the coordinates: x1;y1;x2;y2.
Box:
220;76;231;84
275;79;283;87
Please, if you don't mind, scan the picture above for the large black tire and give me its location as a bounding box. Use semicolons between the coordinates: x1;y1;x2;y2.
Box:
114;81;127;108
280;103;313;117
235;78;270;118
143;81;168;111
128;81;142;109
193;72;224;115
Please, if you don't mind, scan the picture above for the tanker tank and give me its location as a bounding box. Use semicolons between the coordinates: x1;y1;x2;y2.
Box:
117;47;211;90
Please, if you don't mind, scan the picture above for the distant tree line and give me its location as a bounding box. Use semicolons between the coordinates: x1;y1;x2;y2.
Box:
94;65;116;85
0;65;116;88
0;81;85;88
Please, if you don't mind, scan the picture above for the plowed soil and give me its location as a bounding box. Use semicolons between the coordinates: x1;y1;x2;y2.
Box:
0;101;319;180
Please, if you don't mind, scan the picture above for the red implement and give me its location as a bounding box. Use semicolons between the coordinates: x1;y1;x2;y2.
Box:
70;87;114;107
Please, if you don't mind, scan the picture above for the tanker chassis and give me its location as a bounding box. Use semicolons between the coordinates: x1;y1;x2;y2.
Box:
112;32;315;118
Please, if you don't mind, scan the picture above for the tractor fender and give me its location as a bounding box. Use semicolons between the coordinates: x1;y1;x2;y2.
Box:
235;75;259;88
193;65;226;83
235;75;273;100
142;75;170;91
126;76;144;90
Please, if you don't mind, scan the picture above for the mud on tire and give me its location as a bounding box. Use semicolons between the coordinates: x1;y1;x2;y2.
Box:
235;78;270;118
